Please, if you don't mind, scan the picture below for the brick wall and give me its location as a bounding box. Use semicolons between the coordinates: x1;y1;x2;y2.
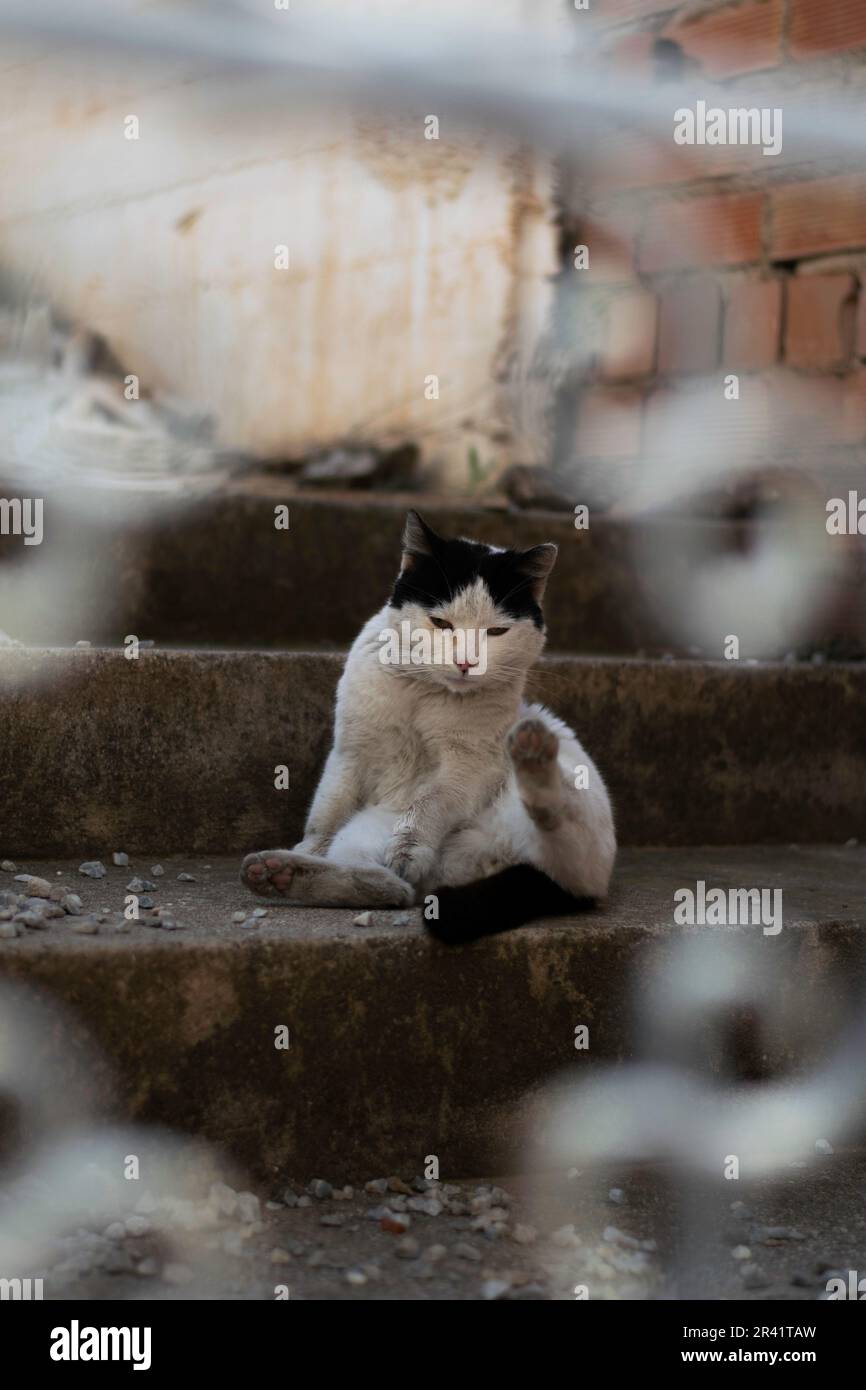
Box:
565;0;866;508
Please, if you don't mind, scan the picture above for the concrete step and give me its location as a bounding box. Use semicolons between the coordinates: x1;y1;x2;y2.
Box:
1;648;863;855
1;483;863;656
0;846;863;1183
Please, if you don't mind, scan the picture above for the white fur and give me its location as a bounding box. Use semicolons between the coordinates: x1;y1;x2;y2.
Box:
249;554;617;909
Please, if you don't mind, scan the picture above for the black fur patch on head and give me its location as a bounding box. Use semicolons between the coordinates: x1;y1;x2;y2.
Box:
391;512;556;629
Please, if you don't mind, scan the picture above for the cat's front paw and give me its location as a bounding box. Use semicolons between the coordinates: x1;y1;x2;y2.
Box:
383;835;436;886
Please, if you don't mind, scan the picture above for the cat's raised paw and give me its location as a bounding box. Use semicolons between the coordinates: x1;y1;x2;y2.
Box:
507;716;559;772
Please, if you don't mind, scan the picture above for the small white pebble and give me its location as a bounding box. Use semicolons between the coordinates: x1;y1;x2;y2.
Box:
353;911;373;927
512;1224;537;1246
732;1245;751;1261
481;1278;510;1300
816;1138;834;1155
551;1224;581;1249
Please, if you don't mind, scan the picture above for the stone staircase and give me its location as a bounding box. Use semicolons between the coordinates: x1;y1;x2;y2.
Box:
0;488;864;1197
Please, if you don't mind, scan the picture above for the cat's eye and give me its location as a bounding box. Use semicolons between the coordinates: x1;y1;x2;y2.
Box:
487;626;510;637
430;616;453;630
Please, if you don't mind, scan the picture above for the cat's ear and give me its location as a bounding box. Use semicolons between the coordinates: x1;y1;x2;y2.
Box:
400;510;441;571
516;543;558;601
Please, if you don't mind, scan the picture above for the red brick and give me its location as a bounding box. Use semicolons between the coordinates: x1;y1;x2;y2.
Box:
595;0;678;24
770;176;866;261
658;278;722;373
599;286;658;380
640;193;764;272
602;30;659;77
785;274;857;369
592;124;759;194
723;277;782;371
577;208;639;282
732;372;854;447
789;0;866;59
755;370;866;446
663;0;783;78
576;386;644;458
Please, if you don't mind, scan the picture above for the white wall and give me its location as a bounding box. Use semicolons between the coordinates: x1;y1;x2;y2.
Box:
0;0;559;485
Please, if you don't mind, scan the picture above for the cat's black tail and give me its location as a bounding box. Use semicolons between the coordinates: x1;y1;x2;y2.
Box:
425;864;595;945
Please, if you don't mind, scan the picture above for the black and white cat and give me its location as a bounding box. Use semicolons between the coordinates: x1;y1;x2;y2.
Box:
241;511;615;941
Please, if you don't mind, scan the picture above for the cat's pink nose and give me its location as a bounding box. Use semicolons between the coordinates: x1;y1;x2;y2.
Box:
456;660;476;675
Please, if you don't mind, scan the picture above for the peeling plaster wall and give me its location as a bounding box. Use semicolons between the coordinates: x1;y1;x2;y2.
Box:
0;0;560;484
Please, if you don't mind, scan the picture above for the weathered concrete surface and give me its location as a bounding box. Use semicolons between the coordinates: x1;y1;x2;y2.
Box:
1;486;863;655
0;649;863;853
0;847;864;1181
25;1157;866;1302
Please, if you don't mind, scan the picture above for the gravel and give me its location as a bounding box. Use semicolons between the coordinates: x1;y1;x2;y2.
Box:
15;874;52;897
454;1242;482;1261
71;917;100;935
78;861;107;878
394;1237;420;1259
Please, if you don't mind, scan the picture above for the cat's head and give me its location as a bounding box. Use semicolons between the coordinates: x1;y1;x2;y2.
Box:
383;510;556;694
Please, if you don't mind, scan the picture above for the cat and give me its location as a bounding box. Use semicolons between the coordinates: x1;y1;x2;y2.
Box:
241;510;616;941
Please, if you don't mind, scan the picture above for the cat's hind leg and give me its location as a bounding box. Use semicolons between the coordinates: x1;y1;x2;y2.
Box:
241;807;414;907
241;848;413;906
